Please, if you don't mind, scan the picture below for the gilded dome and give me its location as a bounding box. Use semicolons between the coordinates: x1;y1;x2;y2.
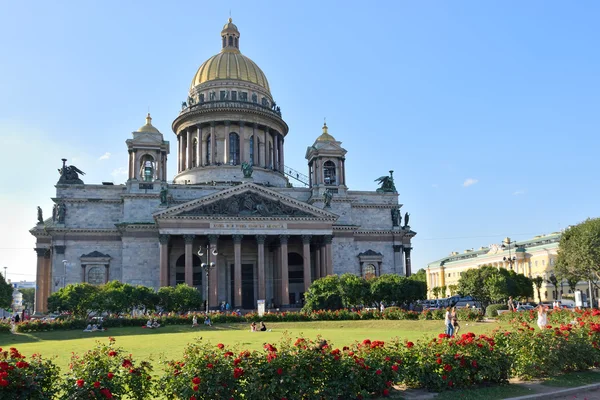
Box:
190;19;271;94
137;113;160;134
316;122;336;141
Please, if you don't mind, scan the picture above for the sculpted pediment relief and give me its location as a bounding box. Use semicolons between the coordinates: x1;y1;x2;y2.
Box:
155;183;337;220
180;192;313;217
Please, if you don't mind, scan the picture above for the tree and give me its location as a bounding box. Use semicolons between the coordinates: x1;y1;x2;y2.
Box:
439;285;447;298
549;274;559;300
172;284;203;312
302;275;343;312
0;273;12;310
19;288;35;312
567;277;579;293
431;286;440;299
556;218;600;287
410;269;427;283
47;283;101;317
448;284;459;296
499;269;533;300
457;265;507;313
339;273;370;308
532;276;544;303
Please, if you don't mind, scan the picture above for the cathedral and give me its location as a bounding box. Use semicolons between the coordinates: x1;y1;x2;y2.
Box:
30;19;416;313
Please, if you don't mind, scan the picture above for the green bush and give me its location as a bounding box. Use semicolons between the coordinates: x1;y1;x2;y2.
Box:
485;304;508;317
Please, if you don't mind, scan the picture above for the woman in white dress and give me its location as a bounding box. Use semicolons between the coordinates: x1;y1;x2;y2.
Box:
537;305;548;330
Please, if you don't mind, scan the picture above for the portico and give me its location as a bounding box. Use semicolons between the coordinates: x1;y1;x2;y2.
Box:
154;182;337;309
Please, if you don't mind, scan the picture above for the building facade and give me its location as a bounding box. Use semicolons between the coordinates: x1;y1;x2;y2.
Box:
30;19;416;313
426;233;597;302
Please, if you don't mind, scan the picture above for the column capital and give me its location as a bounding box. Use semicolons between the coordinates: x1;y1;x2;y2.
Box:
322;235;333;245
159;234;170;245
232;234;244;244
208;234;219;245
239;121;245;127
393;245;403;253
210;121;216;127
256;234;267;244
54;245;66;254
253;122;258;129
224;120;231;127
279;234;290;245
34;248;48;257
183;234;195;244
302;235;312;244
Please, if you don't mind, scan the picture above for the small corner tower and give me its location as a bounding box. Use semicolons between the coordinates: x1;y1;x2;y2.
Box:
305;122;347;197
126;113;170;182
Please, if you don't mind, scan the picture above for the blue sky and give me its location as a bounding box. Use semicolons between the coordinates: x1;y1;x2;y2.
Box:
1;1;599;283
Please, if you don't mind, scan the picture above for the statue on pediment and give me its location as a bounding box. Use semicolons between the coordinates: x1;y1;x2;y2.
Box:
323;189;333;208
37;206;43;224
160;186;168;205
403;212;410;228
57;203;66;223
391;207;400;227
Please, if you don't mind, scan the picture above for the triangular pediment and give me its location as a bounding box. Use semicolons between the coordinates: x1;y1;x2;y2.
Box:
154;183;338;220
128;132;164;145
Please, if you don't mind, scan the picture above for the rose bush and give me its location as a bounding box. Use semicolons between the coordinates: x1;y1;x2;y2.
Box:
0;347;60;399
60;337;154;399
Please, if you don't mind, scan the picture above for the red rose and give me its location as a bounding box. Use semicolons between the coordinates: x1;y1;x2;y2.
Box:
436;358;442;364
277;368;283;375
391;365;399;372
190;397;196;400
108;351;117;357
192;376;201;384
383;389;389;396
471;360;478;368
217;343;224;349
77;379;85;387
207;363;214;369
406;341;414;348
107;372;114;380
94;381;101;388
100;388;113;398
233;358;241;366
0;379;8;387
375;369;382;375
444;364;452;372
193;385;199;391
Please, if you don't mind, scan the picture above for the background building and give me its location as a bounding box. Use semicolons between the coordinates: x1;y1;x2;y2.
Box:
29;19;415;314
426;232;598;302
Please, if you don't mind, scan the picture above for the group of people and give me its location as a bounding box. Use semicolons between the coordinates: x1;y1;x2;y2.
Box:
250;321;269;332
83;323;104;332
146;318;161;329
191;315;214;327
444;307;460;337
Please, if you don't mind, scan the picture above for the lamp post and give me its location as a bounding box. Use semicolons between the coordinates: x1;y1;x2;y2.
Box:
198;244;218;314
502;237;517;270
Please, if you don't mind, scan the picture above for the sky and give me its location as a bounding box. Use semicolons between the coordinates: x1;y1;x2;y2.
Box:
1;1;599;283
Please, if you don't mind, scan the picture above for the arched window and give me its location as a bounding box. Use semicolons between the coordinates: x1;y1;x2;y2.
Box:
235;37;238;48
205;134;211;165
199;93;204;103
139;154;155;182
323;161;336;185
228;36;233;46
229;132;240;165
192;138;198;167
364;264;376;279
222;37;226;48
249;135;254;163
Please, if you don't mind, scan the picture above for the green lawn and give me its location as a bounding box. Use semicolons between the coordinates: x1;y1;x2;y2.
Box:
0;319;504;372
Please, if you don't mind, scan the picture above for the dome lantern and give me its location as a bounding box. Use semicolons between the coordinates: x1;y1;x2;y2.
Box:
221;18;240;52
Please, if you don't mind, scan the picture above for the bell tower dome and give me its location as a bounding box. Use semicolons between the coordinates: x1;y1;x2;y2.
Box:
305;122;348;197
126;113;170;182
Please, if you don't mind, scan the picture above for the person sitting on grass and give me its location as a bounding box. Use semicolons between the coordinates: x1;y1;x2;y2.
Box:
250;322;257;332
83;324;93;332
204;316;212;327
260;321;270;332
146;319;154;329
152;318;160;328
192;315;198;327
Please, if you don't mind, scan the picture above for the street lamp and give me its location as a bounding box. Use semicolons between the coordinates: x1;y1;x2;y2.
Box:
198;244;218;314
502;237;517;270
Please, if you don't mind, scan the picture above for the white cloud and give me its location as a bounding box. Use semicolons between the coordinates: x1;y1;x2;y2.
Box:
463;178;478;187
111;167;128;178
513;190;526;196
98;152;111;161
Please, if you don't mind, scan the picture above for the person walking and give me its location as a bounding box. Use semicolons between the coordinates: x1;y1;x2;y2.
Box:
537;304;548;330
508;296;515;312
451;307;460;335
444;307;454;337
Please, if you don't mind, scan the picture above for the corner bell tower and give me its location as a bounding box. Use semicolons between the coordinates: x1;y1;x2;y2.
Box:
305;122;347;197
126;114;170;182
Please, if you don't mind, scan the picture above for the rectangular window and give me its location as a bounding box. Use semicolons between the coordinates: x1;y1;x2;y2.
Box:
240;92;248;101
220;91;227;100
231;91;237;101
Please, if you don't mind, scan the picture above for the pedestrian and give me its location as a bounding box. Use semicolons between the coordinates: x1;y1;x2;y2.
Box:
537;304;548;330
507;296;515;312
380;303;385;313
451;307;460;335
444;307;454;337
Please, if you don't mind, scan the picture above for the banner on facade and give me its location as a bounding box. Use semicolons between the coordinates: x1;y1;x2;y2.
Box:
257;300;265;317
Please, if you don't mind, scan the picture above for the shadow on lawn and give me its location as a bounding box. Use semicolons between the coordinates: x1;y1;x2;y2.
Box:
0;323;249;345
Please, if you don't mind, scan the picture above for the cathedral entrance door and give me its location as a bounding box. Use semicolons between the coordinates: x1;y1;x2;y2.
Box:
241;264;255;310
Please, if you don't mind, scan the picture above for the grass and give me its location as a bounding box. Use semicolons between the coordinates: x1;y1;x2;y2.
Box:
542;370;600;387
0;319;504;372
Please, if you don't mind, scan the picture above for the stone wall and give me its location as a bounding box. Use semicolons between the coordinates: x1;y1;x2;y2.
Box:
63;202;122;228
121;237;160;289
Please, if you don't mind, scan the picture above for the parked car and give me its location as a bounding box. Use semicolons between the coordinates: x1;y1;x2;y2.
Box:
516;305;534;311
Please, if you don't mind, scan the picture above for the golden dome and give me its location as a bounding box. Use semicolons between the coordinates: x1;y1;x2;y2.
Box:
190;19;271;93
137;113;160;134
316;122;336;141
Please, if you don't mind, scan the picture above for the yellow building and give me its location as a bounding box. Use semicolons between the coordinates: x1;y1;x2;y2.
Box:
426;233;597;303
